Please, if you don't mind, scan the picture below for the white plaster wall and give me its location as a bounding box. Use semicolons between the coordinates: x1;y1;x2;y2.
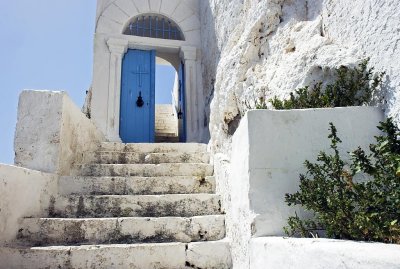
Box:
250;237;400;269
91;35;111;137
14;91;63;174
225;107;384;269
14;91;105;175
0;164;58;245
200;0;400;154
246;107;383;237
58;93;106;175
215;115;253;269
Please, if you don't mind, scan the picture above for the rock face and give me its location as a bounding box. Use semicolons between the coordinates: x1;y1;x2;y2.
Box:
1;143;232;269
200;0;400;153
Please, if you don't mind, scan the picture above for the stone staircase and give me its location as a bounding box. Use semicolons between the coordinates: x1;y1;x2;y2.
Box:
0;143;232;269
155;105;179;143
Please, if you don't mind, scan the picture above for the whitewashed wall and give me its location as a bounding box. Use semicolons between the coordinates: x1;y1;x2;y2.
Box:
250;237;400;269
0;165;58;245
221;107;384;268
14;91;105;176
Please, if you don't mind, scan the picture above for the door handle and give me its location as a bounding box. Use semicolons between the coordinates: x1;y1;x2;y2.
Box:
136;91;144;107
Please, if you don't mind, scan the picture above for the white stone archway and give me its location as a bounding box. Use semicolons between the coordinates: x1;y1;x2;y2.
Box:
90;0;204;142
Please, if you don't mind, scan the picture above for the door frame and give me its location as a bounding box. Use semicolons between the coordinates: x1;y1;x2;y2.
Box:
178;61;187;142
106;36;198;143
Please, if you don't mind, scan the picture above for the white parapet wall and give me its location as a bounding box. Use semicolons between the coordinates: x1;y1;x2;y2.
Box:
0;164;58;245
14;91;105;176
224;107;385;268
250;237;400;269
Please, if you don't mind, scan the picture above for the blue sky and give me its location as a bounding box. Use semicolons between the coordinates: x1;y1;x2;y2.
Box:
0;1;175;165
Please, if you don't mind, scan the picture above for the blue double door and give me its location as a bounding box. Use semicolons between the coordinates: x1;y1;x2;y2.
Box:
120;49;156;143
120;49;186;143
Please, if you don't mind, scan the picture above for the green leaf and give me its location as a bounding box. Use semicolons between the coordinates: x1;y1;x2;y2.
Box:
284;118;400;244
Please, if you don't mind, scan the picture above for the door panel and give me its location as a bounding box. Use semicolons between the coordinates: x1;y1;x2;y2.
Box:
120;49;155;143
178;62;186;142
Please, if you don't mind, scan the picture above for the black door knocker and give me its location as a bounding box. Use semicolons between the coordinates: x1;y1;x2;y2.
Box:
136;91;144;107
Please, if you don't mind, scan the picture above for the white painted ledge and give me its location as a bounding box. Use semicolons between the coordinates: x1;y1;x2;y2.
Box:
0;164;58;245
232;107;384;237
250;237;400;269
223;107;385;268
14;90;105;176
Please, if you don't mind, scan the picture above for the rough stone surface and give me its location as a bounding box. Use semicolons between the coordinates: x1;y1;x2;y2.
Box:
76;163;214;177
98;142;207;153
0;240;232;269
199;1;400;267
200;0;400;154
250;237;400;269
0;243;187;269
18;215;225;245
83;151;210;164
52;194;222;218
186;240;233;269
59;176;215;195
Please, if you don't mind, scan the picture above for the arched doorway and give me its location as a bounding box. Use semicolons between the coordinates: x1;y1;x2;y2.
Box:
91;0;203;143
118;14;186;143
155;56;184;143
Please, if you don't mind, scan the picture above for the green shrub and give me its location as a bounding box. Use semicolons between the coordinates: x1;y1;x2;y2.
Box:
285;118;400;244
270;59;385;109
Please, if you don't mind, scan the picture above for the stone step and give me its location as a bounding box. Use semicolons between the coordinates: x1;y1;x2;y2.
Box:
98;142;207;154
155;121;176;125
154;132;178;137
155;120;178;126
155;131;177;135
75;163;214;177
155;119;176;123
155;131;178;135
155;127;176;131
83;151;210;164
156;113;175;117
0;241;232;269
50;194;222;218
59;176;216;195
158;122;176;126
155;136;180;143
18;215;225;246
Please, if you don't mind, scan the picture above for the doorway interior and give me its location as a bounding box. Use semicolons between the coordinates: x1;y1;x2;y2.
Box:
119;49;185;143
155;56;180;143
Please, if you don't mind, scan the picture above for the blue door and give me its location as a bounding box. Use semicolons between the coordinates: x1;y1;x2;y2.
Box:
178;62;186;142
120;49;156;143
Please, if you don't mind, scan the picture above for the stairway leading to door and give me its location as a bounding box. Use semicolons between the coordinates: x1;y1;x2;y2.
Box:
155;105;179;143
0;143;232;269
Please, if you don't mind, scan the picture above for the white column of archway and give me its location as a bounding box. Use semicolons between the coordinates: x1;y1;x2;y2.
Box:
106;38;128;142
180;46;199;142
